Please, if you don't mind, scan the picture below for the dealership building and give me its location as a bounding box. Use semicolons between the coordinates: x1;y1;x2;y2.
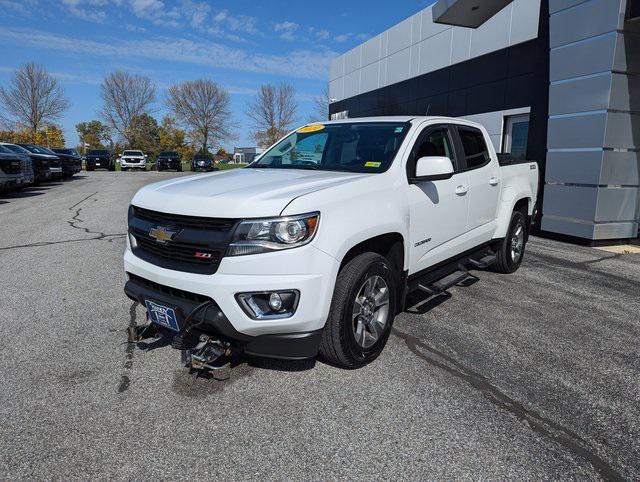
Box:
328;0;639;242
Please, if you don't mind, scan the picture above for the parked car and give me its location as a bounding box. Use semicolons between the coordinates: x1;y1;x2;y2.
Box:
18;144;63;179
0;146;26;193
123;117;539;372
156;151;182;172
120;150;147;171
1;143;52;185
51;148;82;178
86;149;115;171
0;144;33;186
191;153;214;172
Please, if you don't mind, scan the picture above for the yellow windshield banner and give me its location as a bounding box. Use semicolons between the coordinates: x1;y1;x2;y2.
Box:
297;124;325;134
364;161;382;168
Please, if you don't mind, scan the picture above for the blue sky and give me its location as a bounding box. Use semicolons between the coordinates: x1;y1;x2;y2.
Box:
0;0;434;149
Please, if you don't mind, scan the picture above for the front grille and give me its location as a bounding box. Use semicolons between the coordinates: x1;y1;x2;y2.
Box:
129;205;237;274
134;235;220;267
133;206;236;231
0;160;21;174
127;273;211;304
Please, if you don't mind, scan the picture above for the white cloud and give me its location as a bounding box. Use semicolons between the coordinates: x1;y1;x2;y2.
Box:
274;21;299;41
0;27;337;80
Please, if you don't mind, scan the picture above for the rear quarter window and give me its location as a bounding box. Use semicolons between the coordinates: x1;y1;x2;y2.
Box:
459;128;490;170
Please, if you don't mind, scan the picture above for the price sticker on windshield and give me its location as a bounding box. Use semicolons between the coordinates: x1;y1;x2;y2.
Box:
364;161;382;168
297;124;325;134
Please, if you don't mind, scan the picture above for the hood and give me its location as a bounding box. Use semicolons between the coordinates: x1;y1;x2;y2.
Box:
132;167;368;218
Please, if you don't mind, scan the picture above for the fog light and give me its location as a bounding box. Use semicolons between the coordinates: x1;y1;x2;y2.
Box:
236;290;300;320
269;292;283;311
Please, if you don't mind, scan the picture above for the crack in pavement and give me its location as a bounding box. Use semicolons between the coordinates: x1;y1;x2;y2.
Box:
392;328;624;481
118;301;139;393
0;191;126;251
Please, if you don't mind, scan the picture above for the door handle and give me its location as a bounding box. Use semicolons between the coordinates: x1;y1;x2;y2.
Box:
455;185;468;196
489;177;499;186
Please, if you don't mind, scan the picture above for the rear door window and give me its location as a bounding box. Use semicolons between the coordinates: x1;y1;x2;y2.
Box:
458;128;490;170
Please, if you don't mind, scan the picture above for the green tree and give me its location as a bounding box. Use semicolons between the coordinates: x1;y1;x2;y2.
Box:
129;113;160;156
76;120;111;151
158;115;194;161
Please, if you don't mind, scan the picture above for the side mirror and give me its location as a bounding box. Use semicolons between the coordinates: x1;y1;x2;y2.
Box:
411;156;454;183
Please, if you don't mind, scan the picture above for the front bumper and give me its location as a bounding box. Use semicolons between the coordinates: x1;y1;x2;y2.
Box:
123;243;339;358
121;160;146;169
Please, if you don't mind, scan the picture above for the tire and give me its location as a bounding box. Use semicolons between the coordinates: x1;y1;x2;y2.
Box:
87;166;94;172
177;166;183;172
109;164;115;172
492;209;528;274
320;252;397;368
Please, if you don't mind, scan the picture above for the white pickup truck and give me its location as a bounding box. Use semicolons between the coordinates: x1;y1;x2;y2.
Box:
124;117;538;370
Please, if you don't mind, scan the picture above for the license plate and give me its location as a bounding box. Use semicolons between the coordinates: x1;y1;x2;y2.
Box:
145;300;180;332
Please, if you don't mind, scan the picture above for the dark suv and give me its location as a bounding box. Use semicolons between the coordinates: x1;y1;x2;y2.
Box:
191;153;214;172
2;143;52;185
86;149;115;171
52;148;82;178
157;151;182;172
18;144;63;179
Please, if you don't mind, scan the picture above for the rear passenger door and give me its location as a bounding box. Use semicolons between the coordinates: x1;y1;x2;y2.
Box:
455;126;500;241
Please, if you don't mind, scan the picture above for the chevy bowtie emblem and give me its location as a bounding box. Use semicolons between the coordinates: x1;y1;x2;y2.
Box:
149;226;180;244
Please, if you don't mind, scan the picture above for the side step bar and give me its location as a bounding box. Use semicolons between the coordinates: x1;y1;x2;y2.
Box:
467;253;497;269
408;248;496;297
417;268;470;296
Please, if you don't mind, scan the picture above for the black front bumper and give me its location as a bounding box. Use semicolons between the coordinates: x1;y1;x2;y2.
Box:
158;160;181;170
124;273;322;360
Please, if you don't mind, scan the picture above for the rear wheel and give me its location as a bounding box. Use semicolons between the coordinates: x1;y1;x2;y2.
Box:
492;209;527;274
320;253;397;368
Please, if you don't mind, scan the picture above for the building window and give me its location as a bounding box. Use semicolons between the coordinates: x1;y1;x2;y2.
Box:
503;114;530;161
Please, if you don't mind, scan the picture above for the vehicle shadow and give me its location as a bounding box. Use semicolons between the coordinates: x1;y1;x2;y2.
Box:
0;186;50;201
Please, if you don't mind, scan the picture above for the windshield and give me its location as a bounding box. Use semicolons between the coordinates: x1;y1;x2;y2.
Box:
20;144;51;155
3;144;30;154
159;151;178;157
88;150;109;155
123;150;143;156
249;122;410;173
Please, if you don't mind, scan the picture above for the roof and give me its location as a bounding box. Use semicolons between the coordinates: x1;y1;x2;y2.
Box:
311;116;481;126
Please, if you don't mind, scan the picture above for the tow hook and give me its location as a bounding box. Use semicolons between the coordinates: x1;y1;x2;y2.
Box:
181;336;233;380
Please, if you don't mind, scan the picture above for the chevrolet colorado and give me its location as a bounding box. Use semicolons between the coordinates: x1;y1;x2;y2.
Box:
124;117;539;370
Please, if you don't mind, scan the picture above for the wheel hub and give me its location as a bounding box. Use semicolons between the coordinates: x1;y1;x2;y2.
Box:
352;275;390;349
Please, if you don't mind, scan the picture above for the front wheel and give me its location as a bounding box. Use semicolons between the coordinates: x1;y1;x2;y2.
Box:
492;209;527;274
320;253;397;368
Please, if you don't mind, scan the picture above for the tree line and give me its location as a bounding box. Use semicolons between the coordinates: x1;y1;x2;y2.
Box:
0;62;330;157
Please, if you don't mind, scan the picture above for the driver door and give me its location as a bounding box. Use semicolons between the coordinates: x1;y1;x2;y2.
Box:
407;124;470;274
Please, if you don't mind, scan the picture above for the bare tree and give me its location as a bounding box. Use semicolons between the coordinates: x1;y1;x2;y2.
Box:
247;82;298;148
100;71;156;145
0;62;70;142
166;79;235;153
309;86;330;123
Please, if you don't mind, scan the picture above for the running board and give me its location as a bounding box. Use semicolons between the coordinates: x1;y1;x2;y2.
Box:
467;252;496;269
417;268;469;296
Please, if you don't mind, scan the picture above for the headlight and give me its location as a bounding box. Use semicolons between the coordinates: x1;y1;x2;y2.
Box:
227;212;320;256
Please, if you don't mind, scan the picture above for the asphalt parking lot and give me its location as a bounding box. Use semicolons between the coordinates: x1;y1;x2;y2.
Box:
1;171;639;480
